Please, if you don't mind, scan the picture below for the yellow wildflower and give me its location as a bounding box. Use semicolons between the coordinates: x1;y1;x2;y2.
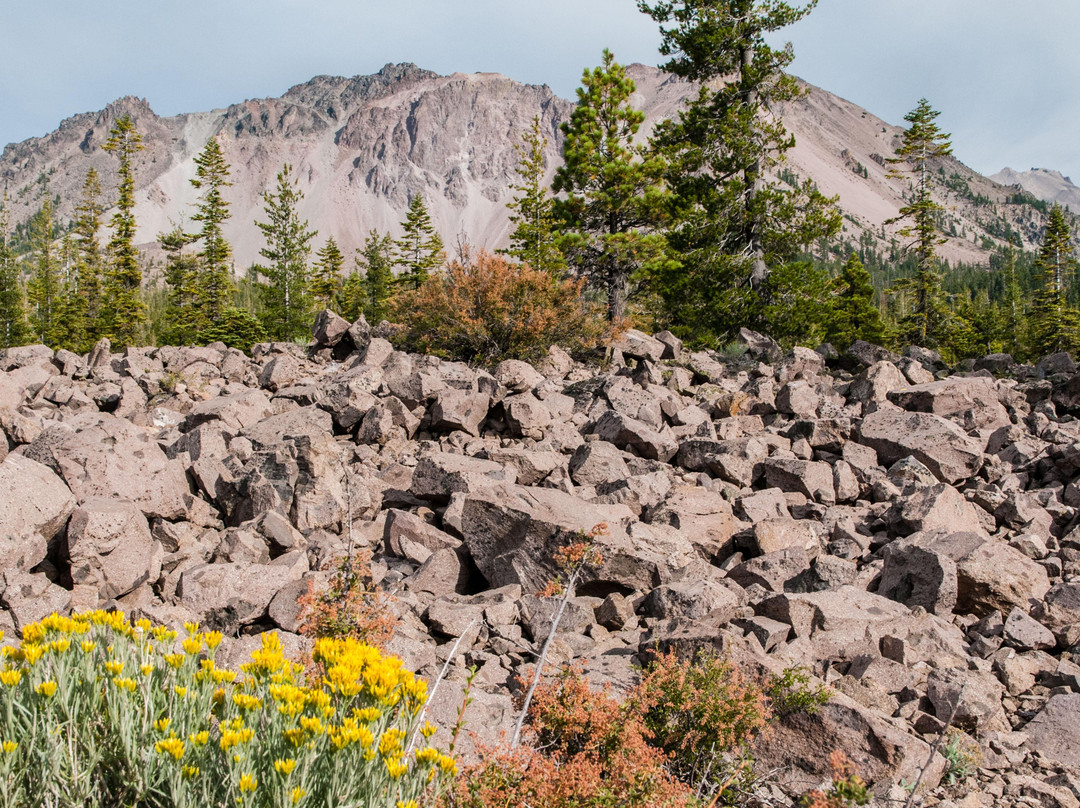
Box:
0;670;22;687
290;788;306;805
174;686;188;698
182;764;200;779
205;630;223;649
189;731;209;746
415;747;440;765
155;737;185;761
1;741;16;754
113;677;137;692
183;621;200;635
105;660;125;676
140;664;153;676
154;717;171;733
273;758;297;776
35;681;57;698
385;758;408;779
438;754;457;776
238;773;258;793
50;638;70;653
164;653;184;669
181;636;202;655
80;640;97;654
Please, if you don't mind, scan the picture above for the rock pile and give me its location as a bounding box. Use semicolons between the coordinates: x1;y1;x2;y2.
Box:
3;319;1080;805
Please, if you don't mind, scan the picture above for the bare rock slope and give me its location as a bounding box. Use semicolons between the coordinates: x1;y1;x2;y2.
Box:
1;63;1058;268
3;323;1080;804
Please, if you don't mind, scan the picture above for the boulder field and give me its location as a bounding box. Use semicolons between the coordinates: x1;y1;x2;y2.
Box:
3;315;1080;806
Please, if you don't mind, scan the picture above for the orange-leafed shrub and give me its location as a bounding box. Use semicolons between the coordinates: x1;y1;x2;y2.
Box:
801;751;870;808
450;667;695;808
390;251;610;365
297;552;397;649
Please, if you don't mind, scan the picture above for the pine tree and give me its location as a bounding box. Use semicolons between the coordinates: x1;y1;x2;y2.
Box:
58;168;106;352
0;195;29;349
394;194;444;289
1000;248;1027;358
254;163;317;341
639;0;839;343
101;114;146;348
311;237;344;311
887;99;953;349
347;230;395;323
1030;204;1080;357
191;138;235;331
826;253;887;351
502;117;567;275
27;198;62;346
158;225;202;345
552;49;672;321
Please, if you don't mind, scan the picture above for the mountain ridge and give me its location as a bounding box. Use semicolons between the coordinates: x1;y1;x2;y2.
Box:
0;63;1062;268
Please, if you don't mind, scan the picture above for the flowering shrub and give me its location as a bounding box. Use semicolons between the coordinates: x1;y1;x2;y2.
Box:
0;611;453;808
800;751;870;808
390;251;610;365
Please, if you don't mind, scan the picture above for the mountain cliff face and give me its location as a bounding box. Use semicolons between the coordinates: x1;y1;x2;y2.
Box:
991;167;1080;212
0;63;1056;268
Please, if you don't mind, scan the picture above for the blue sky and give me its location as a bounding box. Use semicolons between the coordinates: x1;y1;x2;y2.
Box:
3;0;1079;181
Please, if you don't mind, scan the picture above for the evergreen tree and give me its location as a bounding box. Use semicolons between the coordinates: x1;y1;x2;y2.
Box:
887;99;953;348
826;253;887;350
158;225;202;345
191;138;235;330
502;117;567;275
1030;204;1080;357
1000;248;1027;358
639;0;839;343
57;168;106;352
552;49;672;321
27;198;61;346
0;195;29;349
347;230;395;323
394;194;444;289
254;163;317;341
101;114;146;348
311;237;344;311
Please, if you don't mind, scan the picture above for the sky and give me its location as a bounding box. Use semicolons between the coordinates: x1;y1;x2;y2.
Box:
2;0;1079;183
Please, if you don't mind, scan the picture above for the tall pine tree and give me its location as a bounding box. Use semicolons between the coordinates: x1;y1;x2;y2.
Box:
0;195;28;349
345;230;395;323
1030;204;1080;358
27;198;61;346
552;49;671;321
311;237;344;311
639;0;839;343
502;117;566;275
101;114;146;348
58;168;106;352
191;138;235;331
158;224;202;345
254;163;317;341
394;194;444;289
887;99;953;349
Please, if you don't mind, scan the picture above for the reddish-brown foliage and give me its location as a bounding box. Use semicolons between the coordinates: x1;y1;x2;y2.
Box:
296;551;397;649
450;667;696;808
390;250;611;365
800;751;870;808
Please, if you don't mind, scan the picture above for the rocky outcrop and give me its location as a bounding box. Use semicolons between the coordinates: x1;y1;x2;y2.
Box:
4;329;1080;805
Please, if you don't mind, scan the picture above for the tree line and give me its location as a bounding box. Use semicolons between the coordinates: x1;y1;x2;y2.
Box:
1;0;1077;365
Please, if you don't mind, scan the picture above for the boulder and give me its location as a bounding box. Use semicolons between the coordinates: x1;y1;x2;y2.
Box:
66;499;162;600
410;452;517;501
848;361;908;404
645;486;736;561
859;405;984;484
888;376;1011;431
178;552;309;633
1036;583;1080;647
1023;694;1080;771
893;482;984;535
752;518;821;559
1;570;72;630
311;309;350;347
429;388;490;437
590;410;677;462
25;414;191;520
762;457;836;504
0;453;76;571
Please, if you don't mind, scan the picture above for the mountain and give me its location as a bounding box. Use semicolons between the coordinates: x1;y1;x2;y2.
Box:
0;63;1059;268
990;167;1080;212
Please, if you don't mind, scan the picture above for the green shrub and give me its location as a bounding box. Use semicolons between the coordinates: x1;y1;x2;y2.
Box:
0;611;453;808
767;665;831;717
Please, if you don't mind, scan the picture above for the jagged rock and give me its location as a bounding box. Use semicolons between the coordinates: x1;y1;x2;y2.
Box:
590;409;677;462
311;309;351;347
410;452;517;501
1023;694;1080;771
1002;607;1056;651
893;482;984;535
727;546;811;592
503;393;552;437
25;414;191;520
878;535;959;614
184;389;274;432
1;570;72;630
926;666;1008;733
848;340;902;367
762;456;836;504
177;551;309;633
258;354;301;392
848;360;908;404
776;380;821;418
66;498;162;600
737;328;781;362
1035;583;1080;647
644;486;735;561
429;388;490;437
641;577;741;621
458;484;694;594
384;509;461;564
0;453;76;571
859;404;984;484
888;376;1011;431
